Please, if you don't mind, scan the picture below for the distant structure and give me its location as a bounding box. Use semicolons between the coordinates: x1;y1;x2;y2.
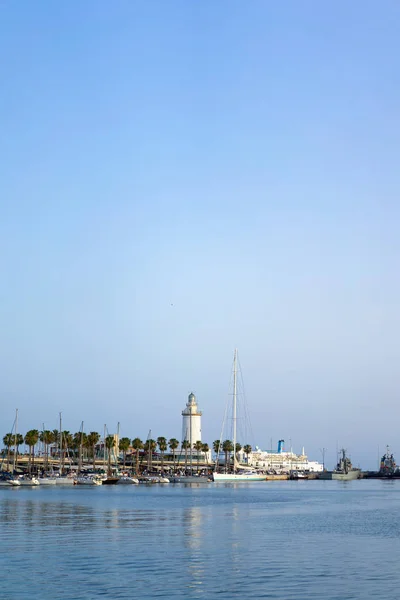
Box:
181;392;202;446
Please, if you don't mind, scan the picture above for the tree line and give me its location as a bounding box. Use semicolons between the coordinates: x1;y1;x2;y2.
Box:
2;430;253;473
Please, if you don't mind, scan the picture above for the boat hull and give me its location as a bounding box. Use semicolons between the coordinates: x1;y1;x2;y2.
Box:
213;473;266;482
169;476;211;483
319;470;360;480
77;478;102;486
17;479;40;486
102;477;120;485
56;477;76;485
332;469;360;481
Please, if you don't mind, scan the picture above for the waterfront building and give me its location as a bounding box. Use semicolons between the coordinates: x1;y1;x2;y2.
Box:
181;392;202;446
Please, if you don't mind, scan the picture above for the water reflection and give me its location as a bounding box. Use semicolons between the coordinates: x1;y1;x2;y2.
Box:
2;483;400;599
182;506;205;595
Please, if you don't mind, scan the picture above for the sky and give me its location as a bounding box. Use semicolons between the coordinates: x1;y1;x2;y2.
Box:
1;1;399;469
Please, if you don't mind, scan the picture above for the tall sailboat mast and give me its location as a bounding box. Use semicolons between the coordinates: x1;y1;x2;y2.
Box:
13;408;18;473
233;349;237;474
59;412;63;474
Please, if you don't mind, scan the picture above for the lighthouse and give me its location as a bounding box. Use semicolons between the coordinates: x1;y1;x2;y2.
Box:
181;392;202;446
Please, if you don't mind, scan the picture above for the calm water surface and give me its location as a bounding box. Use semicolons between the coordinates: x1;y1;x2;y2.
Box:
1;480;400;599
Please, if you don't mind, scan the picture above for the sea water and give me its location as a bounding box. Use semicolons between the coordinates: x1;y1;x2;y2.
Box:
1;480;400;599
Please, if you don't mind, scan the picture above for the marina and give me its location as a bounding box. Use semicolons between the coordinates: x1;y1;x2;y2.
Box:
1;356;396;485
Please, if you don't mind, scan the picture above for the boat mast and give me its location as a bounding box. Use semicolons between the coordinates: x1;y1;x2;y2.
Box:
78;421;84;473
59;412;63;474
116;422;120;471
103;425;106;472
233;349;237;474
13;408;18;473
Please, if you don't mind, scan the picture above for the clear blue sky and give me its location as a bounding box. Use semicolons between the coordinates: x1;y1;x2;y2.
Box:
1;1;399;468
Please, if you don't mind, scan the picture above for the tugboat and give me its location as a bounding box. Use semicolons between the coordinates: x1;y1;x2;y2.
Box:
379;446;396;478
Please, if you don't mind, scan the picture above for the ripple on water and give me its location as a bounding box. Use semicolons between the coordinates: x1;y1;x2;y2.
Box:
1;481;400;598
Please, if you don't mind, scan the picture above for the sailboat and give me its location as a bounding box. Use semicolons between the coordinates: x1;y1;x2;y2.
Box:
213;350;266;482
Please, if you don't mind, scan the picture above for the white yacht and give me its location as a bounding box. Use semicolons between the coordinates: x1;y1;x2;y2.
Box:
76;475;102;486
213;350;267;483
56;475;76;485
118;476;139;484
38;477;57;485
12;476;40;486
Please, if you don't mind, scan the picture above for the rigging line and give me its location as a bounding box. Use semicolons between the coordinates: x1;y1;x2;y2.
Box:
237;354;256;447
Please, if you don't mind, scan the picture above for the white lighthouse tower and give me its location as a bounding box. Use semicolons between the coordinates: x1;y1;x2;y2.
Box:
181;392;202;446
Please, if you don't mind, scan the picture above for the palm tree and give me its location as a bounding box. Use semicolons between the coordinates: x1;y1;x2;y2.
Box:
202;443;209;467
119;437;131;469
157;437;167;471
15;433;24;459
52;429;59;449
222;440;234;473
194;440;203;471
3;433;14;470
61;431;73;467
213;439;221;458
243;444;252;464
24;430;39;473
234;442;242;466
144;439;157;471
40;430;55;470
131;438;143;475
87;431;100;469
72;431;87;466
168;438;179;471
182;440;190;470
105;435;115;475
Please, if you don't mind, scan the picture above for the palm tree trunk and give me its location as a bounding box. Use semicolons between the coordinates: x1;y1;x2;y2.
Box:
173;449;176;472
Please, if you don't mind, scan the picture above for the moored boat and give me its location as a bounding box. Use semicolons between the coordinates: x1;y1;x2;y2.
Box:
15;476;40;486
213;350;266;483
213;470;266;482
117;476;139;484
320;450;360;480
38;477;57;485
102;476;120;485
56;475;76;485
0;473;18;486
139;476;170;484
379;446;396;478
289;471;307;480
169;475;211;483
76;475;102;486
